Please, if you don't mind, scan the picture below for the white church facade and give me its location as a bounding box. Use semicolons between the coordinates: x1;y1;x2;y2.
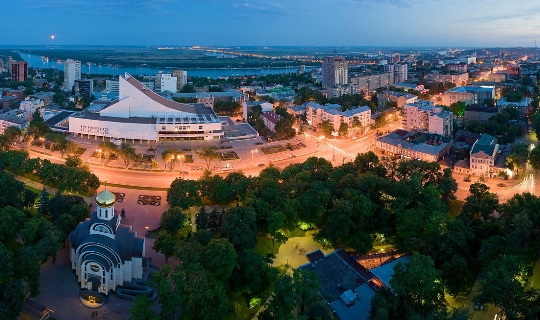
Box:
68;73;224;142
68;190;145;295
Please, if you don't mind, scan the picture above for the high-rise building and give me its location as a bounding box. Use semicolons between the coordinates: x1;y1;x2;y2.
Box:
384;63;408;83
322;53;348;89
173;70;187;92
154;73;178;93
0;59;4;72
74;79;94;96
10;60;28;82
64;59;82;92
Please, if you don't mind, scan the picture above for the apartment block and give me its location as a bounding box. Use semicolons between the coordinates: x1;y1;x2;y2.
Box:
443;86;495;106
10;61;28;82
427;73;469;86
155;73;178;93
64;59;82;91
378;90;417;109
261;111;282;133
173;70;188;92
323;55;348;89
403;100;453;137
306;102;371;132
350;73;393;93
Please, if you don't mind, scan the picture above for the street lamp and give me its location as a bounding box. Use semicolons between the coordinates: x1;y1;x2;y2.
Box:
251;149;258;165
97;149;102;166
177;154;185;177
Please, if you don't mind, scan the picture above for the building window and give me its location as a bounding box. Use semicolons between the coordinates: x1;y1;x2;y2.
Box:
162;126;166;130
90;264;99;272
199;126;203;129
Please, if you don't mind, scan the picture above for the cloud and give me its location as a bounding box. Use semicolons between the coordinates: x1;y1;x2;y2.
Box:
232;1;289;16
22;0;178;17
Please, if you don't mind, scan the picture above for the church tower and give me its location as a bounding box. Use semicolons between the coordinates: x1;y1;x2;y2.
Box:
96;189;116;220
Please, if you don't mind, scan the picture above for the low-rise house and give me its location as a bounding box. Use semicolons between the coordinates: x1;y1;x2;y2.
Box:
470;133;499;177
376;130;452;162
443;85;495;106
496;97;532;116
378;90;417;109
19;98;45;121
260;111;282;133
306;102;371;133
0;109;28;133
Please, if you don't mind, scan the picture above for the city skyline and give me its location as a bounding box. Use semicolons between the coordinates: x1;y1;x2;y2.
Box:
3;0;540;47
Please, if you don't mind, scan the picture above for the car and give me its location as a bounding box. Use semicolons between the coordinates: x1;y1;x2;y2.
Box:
497;183;506;187
463;177;471;182
258;163;265;167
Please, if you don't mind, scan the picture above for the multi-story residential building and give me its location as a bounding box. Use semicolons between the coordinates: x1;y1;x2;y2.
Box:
106;79;120;93
376;130;452;162
403;101;453;137
30;92;55;105
173;70;188;92
427;73;469;86
155;73;178;93
327;83;357;98
322;54;348;89
470;134;499;177
64;59;81;91
378;90;417;109
384;64;408;83
19;98;45;121
74;79;94;96
447;63;468;73
0;109;28;133
0;59;3;72
261;111;282;133
305;102;371;132
350;73;393;93
10;61;28;82
507;65;520;77
496;97;532;116
443;86;495;106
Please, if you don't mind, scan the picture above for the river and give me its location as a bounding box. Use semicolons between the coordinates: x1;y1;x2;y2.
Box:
21;53;318;79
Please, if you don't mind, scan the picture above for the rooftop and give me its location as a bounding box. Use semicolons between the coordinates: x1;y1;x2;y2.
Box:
370;255;411;290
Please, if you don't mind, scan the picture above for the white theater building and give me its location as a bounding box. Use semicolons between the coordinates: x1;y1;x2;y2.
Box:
68;190;145;295
69;73;223;142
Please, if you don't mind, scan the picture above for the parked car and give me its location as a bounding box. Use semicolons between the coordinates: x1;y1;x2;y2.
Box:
497;183;506;187
463;177;471;182
258;163;265;167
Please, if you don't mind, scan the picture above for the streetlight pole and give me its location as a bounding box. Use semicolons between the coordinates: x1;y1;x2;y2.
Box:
97;149;102;166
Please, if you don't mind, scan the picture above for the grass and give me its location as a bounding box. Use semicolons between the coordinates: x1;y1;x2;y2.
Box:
221;151;240;161
45;132;68;142
101;181;169;192
260;145;287;155
285;227;307;238
255;235;281;257
448;199;465;218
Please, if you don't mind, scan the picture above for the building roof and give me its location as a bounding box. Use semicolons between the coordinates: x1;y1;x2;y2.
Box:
497;97;532;108
260;111;282;125
471;133;498;156
70;111;158;124
448;85;494;93
370;255;411;290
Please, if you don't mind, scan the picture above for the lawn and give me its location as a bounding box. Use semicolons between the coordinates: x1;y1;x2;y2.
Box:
221;151;240;161
448;199;464;218
260;145;287;155
255;235;281;256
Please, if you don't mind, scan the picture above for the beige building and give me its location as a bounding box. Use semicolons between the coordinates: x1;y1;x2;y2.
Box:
443;86;495;106
350;73;393;93
306;102;371;132
378;91;417;109
428;73;469;86
323;55;348;89
261;111;281;133
470;134;499;177
403;101;453;137
376;130;452;162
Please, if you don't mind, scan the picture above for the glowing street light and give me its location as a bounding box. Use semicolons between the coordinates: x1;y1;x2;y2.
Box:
251;149;258;164
96;149;102;165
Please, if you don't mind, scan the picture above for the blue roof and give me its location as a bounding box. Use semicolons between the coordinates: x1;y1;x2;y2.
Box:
370;255;411;289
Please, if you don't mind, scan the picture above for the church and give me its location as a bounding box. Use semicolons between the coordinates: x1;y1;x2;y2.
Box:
68;189;145;295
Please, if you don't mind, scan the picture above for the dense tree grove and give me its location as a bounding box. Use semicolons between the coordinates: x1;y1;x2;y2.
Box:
160;151;540;319
0;168;83;319
0;150;100;194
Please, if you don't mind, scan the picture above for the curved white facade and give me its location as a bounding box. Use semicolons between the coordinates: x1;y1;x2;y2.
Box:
69;73;223;142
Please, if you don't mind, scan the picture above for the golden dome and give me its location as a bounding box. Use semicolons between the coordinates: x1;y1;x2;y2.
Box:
96;189;116;208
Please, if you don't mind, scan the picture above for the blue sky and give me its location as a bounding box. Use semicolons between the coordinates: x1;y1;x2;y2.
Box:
3;0;540;47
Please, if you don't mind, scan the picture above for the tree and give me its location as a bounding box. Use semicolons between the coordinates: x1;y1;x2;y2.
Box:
3;126;22;145
153;231;177;263
129;295;158;320
161;147;182;171
195;206;208;230
338;122;348;137
506;143;529;175
266;269;322;318
65;155;84;168
439;168;458;206
118;143;137;169
320;120;333;136
150;265;181;320
475;256;538;319
220;206;257;251
0;206;27;243
167;178;202;210
461;183;499;225
202;238;237;281
390;253;447;317
160;206;187;235
13;246;41;297
180;83;196;93
529;145;540;171
196;146;221;171
37;187;49;217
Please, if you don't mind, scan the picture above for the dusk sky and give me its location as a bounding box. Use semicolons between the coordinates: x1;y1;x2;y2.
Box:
3;0;540;47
